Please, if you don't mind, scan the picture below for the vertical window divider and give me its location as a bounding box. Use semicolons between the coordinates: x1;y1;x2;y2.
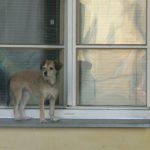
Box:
72;0;77;106
65;0;76;106
147;0;150;107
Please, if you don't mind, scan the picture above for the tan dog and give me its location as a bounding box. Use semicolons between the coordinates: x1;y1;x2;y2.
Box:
9;60;62;123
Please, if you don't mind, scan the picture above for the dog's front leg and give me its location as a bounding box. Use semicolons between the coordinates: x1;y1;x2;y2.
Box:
49;98;55;120
49;98;58;122
40;98;47;123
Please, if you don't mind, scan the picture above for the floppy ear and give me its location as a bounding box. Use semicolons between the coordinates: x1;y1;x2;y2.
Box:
40;59;46;70
54;60;63;70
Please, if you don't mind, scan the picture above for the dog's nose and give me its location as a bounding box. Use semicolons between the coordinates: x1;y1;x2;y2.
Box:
44;71;48;76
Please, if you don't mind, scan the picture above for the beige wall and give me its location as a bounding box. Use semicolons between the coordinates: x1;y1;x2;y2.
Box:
0;128;150;150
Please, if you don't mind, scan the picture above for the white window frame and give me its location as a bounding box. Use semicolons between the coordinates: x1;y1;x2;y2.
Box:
1;0;150;126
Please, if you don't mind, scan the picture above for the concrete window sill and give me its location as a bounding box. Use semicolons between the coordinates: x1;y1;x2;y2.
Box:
0;119;150;128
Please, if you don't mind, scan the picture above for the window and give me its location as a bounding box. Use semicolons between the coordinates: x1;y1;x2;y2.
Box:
0;0;150;127
0;0;65;107
76;0;147;107
77;49;146;106
77;0;146;45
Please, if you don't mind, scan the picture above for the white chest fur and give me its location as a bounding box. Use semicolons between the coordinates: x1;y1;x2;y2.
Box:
43;85;58;100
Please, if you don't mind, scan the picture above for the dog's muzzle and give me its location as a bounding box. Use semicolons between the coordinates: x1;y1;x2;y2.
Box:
43;71;48;76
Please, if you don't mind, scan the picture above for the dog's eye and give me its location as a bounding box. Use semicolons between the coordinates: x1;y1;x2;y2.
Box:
50;67;54;70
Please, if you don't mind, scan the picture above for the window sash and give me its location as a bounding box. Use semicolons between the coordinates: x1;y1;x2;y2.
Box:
74;0;149;108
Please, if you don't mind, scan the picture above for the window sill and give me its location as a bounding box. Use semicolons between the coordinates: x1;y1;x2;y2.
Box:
0;118;150;128
1;108;150;127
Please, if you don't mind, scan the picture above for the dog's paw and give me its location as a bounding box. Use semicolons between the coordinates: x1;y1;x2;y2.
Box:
50;117;60;122
40;119;48;124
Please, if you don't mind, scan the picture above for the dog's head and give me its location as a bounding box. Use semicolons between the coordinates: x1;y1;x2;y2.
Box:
40;59;62;79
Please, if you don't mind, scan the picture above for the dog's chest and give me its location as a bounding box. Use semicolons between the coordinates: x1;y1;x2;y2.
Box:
43;85;58;99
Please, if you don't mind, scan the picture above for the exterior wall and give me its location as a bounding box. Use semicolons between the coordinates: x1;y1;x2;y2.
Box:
0;128;150;150
0;1;149;150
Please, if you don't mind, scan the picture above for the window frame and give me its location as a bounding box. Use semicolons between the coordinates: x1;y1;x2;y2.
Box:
65;0;150;120
0;0;150;128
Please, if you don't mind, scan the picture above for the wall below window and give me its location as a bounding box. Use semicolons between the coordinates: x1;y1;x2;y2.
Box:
0;128;149;150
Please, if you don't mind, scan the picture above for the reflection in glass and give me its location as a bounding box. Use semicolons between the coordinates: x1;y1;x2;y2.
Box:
0;0;64;44
77;49;146;106
77;0;146;44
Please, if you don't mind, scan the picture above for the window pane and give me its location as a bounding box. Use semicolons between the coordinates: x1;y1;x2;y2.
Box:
0;0;64;44
77;0;146;44
0;48;63;106
77;49;146;106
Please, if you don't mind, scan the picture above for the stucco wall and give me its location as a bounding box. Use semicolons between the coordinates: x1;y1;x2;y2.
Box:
0;128;149;150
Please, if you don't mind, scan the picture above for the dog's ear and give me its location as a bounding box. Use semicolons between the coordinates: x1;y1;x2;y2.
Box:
40;59;46;70
54;60;63;70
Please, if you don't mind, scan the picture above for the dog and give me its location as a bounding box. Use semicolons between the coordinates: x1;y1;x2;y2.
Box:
9;59;62;123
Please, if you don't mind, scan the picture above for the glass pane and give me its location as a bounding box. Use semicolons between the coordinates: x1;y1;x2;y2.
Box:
0;0;64;44
0;48;63;106
77;0;146;44
77;49;146;106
